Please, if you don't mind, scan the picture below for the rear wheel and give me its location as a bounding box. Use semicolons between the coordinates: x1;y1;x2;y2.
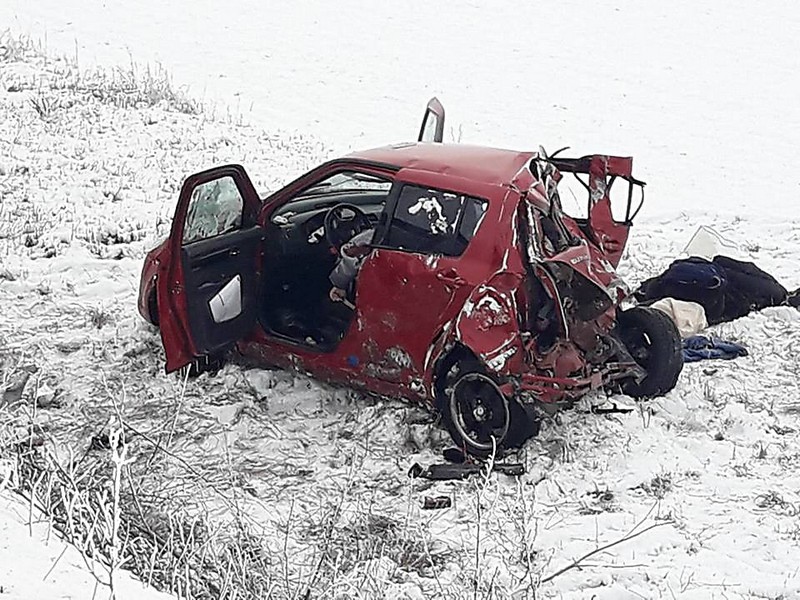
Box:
616;306;683;398
435;350;538;458
448;372;510;456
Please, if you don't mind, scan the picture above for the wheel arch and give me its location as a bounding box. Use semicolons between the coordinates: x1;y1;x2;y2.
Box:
147;286;160;327
431;341;540;457
431;342;484;407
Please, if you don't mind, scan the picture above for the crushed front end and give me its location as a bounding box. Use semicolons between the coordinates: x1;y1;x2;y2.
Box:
508;152;648;410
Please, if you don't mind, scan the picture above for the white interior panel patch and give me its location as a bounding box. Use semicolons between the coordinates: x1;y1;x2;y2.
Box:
209;274;242;323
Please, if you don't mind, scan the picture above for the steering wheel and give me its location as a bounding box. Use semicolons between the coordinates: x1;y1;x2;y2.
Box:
323;203;372;250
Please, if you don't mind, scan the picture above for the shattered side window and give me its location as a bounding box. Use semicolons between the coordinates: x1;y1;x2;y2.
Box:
183;176;243;245
383;185;487;256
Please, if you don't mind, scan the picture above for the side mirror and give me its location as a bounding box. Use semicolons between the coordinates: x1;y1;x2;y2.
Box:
418;97;445;143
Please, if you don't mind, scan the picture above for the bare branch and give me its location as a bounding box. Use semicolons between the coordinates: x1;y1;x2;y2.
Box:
540;520;673;584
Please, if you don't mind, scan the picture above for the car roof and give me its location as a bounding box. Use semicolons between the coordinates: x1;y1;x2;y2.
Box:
347;142;536;187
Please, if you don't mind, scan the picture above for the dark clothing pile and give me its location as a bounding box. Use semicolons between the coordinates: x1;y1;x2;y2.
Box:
683;335;749;363
789;288;800;309
635;256;789;325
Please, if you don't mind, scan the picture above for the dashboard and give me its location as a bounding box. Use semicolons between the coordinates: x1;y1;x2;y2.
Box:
266;190;387;254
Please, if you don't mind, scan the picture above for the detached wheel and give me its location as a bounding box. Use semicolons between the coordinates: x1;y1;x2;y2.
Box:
616;306;683;398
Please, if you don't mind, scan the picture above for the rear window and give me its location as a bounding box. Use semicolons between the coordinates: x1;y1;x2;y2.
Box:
381;185;487;256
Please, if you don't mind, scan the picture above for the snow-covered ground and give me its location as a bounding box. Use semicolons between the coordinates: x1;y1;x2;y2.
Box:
0;491;176;600
2;0;799;219
1;1;800;598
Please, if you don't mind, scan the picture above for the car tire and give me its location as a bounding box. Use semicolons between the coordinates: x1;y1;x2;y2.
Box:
435;350;538;458
615;306;683;398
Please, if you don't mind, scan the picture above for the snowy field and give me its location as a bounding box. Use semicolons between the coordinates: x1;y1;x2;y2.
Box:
1;1;800;598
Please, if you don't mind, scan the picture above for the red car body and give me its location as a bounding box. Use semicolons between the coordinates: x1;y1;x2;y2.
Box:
139;100;681;454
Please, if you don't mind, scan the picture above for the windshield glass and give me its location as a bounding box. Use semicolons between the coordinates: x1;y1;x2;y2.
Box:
298;171;391;198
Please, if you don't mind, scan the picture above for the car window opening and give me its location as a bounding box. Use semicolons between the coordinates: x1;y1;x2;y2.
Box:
182;176;244;245
259;169;393;349
380;184;487;257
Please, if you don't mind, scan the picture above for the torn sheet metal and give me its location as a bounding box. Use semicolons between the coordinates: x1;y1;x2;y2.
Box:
454;272;525;376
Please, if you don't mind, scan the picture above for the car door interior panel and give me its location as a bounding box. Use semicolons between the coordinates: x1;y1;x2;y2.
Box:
180;225;263;354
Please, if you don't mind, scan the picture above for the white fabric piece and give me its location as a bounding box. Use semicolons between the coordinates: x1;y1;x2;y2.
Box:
650;297;708;338
681;225;745;261
209;274;242;323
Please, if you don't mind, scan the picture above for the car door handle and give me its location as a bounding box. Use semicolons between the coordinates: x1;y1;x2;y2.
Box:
229;248;240;257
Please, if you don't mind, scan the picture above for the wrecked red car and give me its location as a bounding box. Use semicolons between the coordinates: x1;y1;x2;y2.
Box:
139;99;683;456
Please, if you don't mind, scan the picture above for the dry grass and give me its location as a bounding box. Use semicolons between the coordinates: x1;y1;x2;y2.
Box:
0;30;42;64
1;29;198;115
10;429;275;598
1;400;457;599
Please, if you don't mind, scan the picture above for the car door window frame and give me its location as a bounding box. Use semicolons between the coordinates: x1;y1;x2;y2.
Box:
373;183;487;257
181;175;249;245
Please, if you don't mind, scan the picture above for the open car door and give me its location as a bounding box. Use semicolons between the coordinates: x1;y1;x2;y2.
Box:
418;97;445;143
546;154;645;268
157;164;263;372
